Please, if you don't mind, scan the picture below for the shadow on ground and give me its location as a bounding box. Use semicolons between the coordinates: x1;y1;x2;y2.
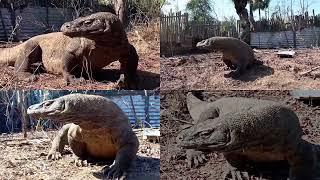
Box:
234;64;274;82
92;156;160;180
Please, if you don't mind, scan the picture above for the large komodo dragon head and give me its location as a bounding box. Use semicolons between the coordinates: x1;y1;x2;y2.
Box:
60;12;126;41
178;104;302;152
196;37;240;50
27;93;128;126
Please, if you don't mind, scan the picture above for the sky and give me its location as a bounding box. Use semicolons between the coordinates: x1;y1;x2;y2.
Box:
161;0;320;20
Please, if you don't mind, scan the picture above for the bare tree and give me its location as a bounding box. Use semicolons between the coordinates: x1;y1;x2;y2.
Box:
113;0;126;23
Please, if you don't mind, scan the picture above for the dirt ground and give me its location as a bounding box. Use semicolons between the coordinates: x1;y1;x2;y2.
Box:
160;90;320;180
0;22;160;90
161;49;320;90
0;129;160;180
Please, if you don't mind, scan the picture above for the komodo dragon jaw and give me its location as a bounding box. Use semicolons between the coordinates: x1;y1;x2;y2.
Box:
179;120;231;151
196;39;212;50
61;12;116;37
27;99;65;119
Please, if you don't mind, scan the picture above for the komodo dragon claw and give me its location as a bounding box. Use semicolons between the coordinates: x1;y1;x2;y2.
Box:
74;158;90;167
47;151;62;160
102;161;127;180
117;74;138;89
186;149;207;168
223;168;250;180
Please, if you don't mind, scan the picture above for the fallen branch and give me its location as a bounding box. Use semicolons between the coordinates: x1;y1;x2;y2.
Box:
299;66;320;76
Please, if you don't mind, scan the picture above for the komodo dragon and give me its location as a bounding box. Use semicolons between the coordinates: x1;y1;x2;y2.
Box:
27;93;139;179
196;37;261;78
178;92;279;167
178;104;320;180
0;12;139;88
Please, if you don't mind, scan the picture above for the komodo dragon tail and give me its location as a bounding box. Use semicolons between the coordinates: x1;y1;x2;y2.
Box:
0;44;24;66
186;92;209;122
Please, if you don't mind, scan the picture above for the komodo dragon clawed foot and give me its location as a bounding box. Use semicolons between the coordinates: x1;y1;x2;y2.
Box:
47;150;62;160
222;168;250;180
117;74;138;89
224;66;244;78
73;157;90;167
63;74;86;85
102;161;128;180
185;149;207;168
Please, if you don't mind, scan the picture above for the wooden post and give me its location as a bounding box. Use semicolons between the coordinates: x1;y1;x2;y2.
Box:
144;93;150;125
17;90;30;138
45;0;49;31
0;8;8;40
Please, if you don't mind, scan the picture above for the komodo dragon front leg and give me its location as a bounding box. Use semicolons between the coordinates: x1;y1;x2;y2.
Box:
176;125;208;168
224;60;247;78
181;92;220;168
222;56;236;70
222;153;251;180
287;140;316;180
61;51;84;85
14;40;42;81
102;131;139;179
118;44;139;89
47;123;72;160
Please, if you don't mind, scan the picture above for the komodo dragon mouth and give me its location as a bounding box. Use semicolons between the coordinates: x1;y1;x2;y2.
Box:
27;99;65;117
179;126;231;151
180;141;228;150
196;39;212;49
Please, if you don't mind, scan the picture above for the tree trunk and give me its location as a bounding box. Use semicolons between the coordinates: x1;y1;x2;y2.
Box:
0;9;8;40
113;0;126;24
233;0;251;44
17;90;29;138
249;0;255;30
8;3;18;42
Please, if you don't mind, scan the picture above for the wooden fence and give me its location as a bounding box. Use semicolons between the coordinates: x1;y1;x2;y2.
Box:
160;12;189;46
160;12;238;56
0;7;73;41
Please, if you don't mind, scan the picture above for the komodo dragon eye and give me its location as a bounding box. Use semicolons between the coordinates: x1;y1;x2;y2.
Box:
199;129;213;137
83;20;93;25
43;101;53;107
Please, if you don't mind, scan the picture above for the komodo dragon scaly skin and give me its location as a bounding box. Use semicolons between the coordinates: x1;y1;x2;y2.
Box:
178;92;280;167
196;37;261;78
0;12;139;89
178;104;320;180
27;93;139;179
